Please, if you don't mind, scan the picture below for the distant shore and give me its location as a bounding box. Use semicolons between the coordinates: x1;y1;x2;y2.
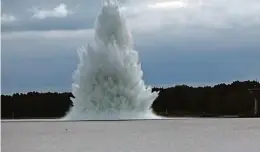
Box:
1;80;260;119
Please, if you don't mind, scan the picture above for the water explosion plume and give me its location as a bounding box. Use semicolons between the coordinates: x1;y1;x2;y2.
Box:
64;0;159;120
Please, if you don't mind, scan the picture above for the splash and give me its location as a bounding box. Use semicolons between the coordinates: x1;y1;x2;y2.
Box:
64;0;160;120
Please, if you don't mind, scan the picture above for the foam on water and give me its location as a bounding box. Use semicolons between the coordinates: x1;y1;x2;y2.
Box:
64;0;160;120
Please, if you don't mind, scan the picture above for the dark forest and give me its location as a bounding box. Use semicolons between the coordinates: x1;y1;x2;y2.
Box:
1;80;260;119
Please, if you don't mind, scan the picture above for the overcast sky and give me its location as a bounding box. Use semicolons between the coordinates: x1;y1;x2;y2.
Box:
1;0;260;94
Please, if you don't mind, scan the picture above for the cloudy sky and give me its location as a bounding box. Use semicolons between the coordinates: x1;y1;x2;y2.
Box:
1;0;260;94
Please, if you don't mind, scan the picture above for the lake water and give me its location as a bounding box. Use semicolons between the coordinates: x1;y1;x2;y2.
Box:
2;118;260;152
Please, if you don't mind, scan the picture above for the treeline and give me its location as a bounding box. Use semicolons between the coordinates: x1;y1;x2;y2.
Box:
1;92;73;119
1;81;260;119
152;81;260;117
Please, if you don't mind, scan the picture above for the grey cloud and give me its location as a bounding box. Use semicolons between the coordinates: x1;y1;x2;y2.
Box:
2;35;260;94
30;3;72;19
2;0;260;32
1;0;100;32
1;16;95;32
1;13;17;23
124;0;260;33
